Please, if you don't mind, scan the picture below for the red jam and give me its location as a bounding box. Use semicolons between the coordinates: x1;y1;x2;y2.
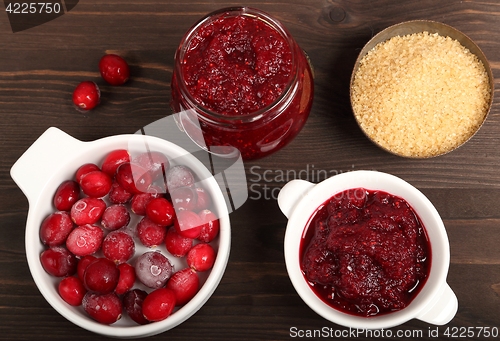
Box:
300;188;431;317
171;7;314;160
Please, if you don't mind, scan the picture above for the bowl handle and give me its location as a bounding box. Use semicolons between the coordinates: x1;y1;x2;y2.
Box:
10;127;84;204
417;282;458;325
278;179;315;219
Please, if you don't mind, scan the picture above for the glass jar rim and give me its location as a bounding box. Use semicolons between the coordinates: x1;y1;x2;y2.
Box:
173;6;299;123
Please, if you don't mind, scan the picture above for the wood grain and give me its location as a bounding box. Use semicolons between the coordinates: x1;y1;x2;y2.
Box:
2;0;500;340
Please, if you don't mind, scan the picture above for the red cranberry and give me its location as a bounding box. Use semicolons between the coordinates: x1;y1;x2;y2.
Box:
170;186;198;212
135;251;173;289
77;255;97;282
194;187;211;211
108;181;133;204
101;149;130;176
187;243;216;272
146;197;175;226
66;224;104;257
72;81;100;111
75;163;100;183
174;210;202;239
99;54;130;86
53;180;80;211
102;230;135;264
166;165;195;191
167;268;199;306
58;276;87;306
165;227;193;257
115;263;136;295
40;211;74;247
101;204;130;231
137;216;167;248
83;292;122;324
198;209;220;243
83;257;119;294
70;197;106;225
130;192;157;216
115;162;152;194
142;288;176;322
79;170;112;198
123;289;149;325
40;246;77;277
132;151;170;180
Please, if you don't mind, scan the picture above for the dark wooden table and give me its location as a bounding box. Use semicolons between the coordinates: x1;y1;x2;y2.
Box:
2;0;500;340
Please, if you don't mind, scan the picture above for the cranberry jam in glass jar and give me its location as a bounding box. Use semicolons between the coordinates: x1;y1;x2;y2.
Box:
171;7;314;160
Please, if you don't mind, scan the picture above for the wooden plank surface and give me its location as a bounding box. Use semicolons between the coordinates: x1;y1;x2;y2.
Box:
1;0;500;340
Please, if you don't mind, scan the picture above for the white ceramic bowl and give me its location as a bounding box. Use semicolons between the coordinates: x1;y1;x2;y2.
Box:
10;127;231;338
278;170;457;329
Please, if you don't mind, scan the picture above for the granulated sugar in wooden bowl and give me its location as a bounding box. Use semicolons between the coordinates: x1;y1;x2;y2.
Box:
350;20;494;158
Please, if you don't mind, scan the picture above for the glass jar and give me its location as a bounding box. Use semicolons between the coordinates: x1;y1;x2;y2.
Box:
170;7;314;160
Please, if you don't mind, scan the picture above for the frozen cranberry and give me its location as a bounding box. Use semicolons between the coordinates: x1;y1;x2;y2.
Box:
123;289;149;325
70;197;106;225
170;186;197;212
142;288;176;322
166;165;195;192
66;224;104;257
73;81;100;111
187;243;216;272
137;217;167;248
99;54;130;86
174;210;202;239
75;163;100;183
79;170;112;198
40;211;74;247
102;230;135;264
101;149;130;176
53;180;80;211
146;197;175;226
198;209;220;243
108;181;133;204
167;268;199;306
165;227;193;257
116;162;152;194
83;292;122;324
58;276;87;306
77;255;97;281
115;263;136;295
194;187;211;211
83;257;119;294
40;246;77;277
135;251;173;289
130;192;156;216
132;151;170;180
101;204;130;231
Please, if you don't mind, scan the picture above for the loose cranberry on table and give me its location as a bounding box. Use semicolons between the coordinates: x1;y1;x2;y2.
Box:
53;180;80;211
40;211;74;247
83;292;122;325
186;243;216;272
167;268;199;306
40;246;77;277
99;54;130;86
58;276;87;306
72;81;100;111
142;288;176;322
